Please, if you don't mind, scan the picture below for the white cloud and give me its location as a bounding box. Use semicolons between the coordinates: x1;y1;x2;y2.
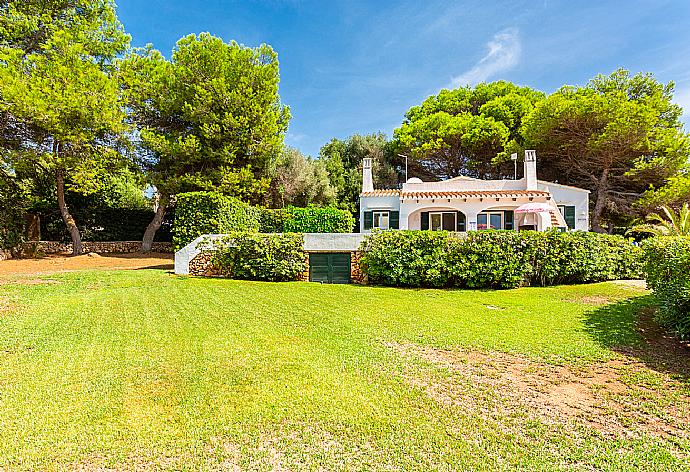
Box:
451;28;521;87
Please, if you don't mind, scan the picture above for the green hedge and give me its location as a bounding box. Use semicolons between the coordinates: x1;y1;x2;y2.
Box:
174;192;260;250
361;230;642;289
641;237;690;339
281;206;355;233
175;192;355;250
211;232;307;282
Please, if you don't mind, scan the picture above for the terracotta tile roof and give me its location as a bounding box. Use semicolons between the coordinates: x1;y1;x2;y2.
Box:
360;189;552;199
359;190;402;197
401;190;551;199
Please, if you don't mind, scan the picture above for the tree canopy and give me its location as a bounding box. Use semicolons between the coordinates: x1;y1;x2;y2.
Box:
319;133;400;214
393;81;544;180
0;0;130;254
119;32;290;248
523;69;690;231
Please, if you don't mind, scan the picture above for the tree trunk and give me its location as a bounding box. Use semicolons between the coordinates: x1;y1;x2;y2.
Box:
141;194;168;252
591;168;609;233
56;167;83;255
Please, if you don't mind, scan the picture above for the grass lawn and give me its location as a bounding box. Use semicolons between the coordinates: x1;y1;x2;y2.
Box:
0;269;688;470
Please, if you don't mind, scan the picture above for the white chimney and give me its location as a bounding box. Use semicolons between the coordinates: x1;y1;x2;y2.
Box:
362;157;374;193
524;150;538;190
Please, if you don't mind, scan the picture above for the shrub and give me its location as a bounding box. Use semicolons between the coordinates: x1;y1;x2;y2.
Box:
255;207;290;233
360;230;453;287
211;232;307;282
447;231;531;289
523;231;643;286
174;192;260;250
641;237;690;339
281;206;355;233
360;230;642;289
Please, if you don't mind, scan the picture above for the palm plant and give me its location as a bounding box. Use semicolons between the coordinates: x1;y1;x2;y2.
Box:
631;203;690;236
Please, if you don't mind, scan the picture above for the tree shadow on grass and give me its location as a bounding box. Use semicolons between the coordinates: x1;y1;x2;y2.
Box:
583;294;690;382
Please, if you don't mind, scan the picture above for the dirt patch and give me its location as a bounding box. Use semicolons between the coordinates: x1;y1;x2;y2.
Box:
0;278;60;286
0;252;173;277
388;342;690;442
575;295;613;305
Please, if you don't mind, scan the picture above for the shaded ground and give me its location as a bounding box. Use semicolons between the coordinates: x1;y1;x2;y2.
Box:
0;252;173;277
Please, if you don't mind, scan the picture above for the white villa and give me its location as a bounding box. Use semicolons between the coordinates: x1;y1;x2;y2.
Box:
359;150;590;233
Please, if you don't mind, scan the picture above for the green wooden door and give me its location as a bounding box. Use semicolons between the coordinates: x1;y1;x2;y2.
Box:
309;253;351;284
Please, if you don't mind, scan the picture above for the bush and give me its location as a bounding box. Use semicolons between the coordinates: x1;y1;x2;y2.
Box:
360;230;642;289
360;230;452;287
641;237;690;339
211;232;307;282
447;231;531;289
174;192;260;250
281;206;355;233
522;231;642;286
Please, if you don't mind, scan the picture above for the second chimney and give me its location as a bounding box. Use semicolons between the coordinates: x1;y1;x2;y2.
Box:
362;158;374;193
524;150;538;190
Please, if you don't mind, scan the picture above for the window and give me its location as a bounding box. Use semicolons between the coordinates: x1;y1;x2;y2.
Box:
477;212;503;230
429;212;456;231
373;211;389;229
558;205;576;230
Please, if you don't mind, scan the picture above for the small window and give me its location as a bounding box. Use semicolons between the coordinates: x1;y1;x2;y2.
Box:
429;212;456;231
373;211;390;230
477;212;503;230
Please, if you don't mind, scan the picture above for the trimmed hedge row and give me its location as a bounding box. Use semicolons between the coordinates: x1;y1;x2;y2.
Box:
174;192;354;249
641;237;690;340
211;232;307;282
360;230;642;289
174;192;260;250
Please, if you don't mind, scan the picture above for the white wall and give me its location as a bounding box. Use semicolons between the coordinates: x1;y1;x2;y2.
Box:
359;195;401;232
538;181;590;231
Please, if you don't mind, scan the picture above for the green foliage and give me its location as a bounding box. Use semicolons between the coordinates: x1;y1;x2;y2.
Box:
0;173;29;249
522;231;643;286
0;0;131;252
211;232;306;282
446;231;531;289
119;33;290;203
173;192;259;249
523;69;690;230
393;81;544;180
37;206;170;243
174;192;354;249
319;133;400;214
361;230;641;289
631;204;690;236
360;231;455;287
281;206;355;233
641;237;690;339
266;147;335;208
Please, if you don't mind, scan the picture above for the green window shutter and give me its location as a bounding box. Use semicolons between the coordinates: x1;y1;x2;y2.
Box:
389;211;400;229
363;211;373;230
421;212;429;230
564;206;576;229
504;211;514;230
457;212;466;231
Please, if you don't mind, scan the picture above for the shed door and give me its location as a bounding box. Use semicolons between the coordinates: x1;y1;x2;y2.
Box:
309;253;351;284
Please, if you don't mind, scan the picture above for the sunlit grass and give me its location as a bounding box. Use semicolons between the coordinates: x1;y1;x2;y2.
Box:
0;269;685;470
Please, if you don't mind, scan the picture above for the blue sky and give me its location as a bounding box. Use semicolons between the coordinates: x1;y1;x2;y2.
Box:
118;0;690;157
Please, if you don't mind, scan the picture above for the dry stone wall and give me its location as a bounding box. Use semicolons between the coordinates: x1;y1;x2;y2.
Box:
18;241;173;257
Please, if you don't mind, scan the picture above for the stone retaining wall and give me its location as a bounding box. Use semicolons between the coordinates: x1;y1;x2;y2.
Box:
190;249;367;284
18;241;173;256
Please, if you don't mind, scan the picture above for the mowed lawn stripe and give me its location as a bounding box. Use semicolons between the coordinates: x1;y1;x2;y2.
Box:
0;269;685;470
